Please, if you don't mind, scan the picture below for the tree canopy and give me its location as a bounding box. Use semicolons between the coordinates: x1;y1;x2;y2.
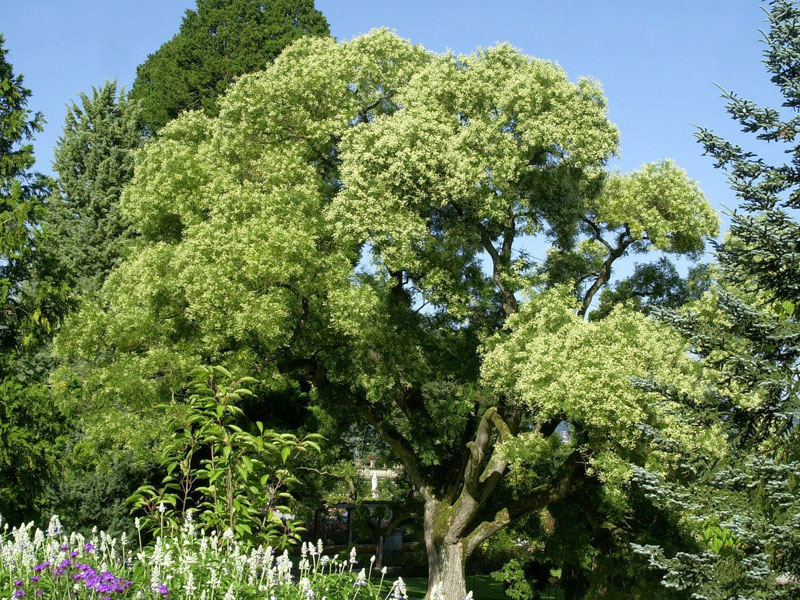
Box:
0;33;69;524
46;81;143;296
58;29;720;600
130;0;330;133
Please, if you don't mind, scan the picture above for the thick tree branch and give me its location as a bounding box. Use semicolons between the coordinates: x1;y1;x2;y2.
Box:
580;216;613;253
463;407;498;495
477;223;518;315
351;398;432;500
579;223;633;317
475;407;522;503
463;451;582;555
447;407;523;540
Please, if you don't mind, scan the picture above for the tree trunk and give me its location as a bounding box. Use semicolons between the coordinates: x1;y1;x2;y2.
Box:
424;499;469;600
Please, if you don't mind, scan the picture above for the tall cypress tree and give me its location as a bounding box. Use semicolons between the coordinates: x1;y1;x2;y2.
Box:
633;2;800;597
130;0;330;133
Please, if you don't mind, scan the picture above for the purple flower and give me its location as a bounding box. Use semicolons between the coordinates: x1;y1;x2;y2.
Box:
33;562;51;572
155;584;169;596
36;591;43;597
61;544;70;551
69;551;79;558
14;591;26;598
30;576;39;583
83;543;95;553
14;580;23;587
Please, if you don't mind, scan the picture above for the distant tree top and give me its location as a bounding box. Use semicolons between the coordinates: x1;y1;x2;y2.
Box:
130;0;330;133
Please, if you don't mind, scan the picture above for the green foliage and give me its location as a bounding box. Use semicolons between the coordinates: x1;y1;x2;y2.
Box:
0;379;68;524
492;559;534;600
0;34;67;361
590;258;713;321
482;287;723;503
47;81;143;296
58;29;720;600
128;366;322;547
130;0;330;132
593;160;717;255
544;161;718;317
45;424;162;539
631;2;800;598
0;33;70;525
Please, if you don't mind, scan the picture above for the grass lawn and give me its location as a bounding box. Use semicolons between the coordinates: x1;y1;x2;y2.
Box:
403;575;564;600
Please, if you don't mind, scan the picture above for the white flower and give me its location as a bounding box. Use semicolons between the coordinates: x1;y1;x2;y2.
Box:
209;568;221;590
184;571;196;596
394;577;408;600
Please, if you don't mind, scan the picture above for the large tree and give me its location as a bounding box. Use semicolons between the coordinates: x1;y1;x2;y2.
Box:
0;34;69;524
130;0;330;133
633;2;800;597
58;31;720;599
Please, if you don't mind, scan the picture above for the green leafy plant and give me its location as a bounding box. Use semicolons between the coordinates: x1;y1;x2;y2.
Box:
702;522;739;556
128;366;321;547
492;559;534;600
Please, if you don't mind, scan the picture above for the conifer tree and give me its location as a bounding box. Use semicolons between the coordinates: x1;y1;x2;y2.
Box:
47;81;143;296
0;33;68;524
130;0;330;133
633;2;800;597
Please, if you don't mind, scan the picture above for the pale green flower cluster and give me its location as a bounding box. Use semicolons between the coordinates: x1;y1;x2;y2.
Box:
482;288;726;505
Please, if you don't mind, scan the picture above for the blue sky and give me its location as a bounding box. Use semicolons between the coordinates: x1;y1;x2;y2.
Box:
0;1;785;237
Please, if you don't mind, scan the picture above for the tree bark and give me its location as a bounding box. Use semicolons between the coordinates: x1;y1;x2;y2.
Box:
424;498;469;600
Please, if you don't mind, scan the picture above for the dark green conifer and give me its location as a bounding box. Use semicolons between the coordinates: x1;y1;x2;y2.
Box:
0;33;69;525
131;0;330;133
47;82;143;296
634;3;800;596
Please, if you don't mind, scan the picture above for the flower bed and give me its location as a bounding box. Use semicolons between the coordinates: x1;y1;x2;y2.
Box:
0;514;416;600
